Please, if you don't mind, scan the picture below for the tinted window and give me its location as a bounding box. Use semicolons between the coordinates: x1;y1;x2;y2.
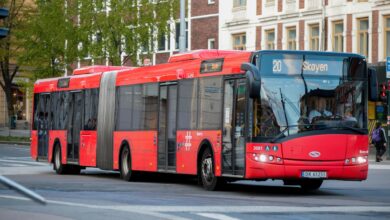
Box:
143;84;158;130
116;84;159;131
50;93;59;130
84;89;99;130
132;85;144;129
33;94;40;130
59;92;70;130
116;86;133;131
178;79;198;129
198;77;223;129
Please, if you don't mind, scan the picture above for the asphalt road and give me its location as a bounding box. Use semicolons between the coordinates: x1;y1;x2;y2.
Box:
1;143;390;220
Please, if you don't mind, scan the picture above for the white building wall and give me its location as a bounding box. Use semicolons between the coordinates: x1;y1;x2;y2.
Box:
218;0;390;64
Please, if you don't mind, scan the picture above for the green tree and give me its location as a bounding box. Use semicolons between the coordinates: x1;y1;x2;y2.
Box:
0;0;31;127
78;0;178;66
20;0;79;80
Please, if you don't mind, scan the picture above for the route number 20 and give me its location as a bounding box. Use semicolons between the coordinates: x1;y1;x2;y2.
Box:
273;59;282;73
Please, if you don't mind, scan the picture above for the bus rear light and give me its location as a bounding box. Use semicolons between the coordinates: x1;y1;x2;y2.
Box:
345;156;367;165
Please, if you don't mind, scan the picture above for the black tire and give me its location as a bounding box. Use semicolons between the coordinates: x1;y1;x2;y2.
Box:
53;144;68;174
300;179;323;191
120;147;133;181
67;165;81;175
199;148;223;191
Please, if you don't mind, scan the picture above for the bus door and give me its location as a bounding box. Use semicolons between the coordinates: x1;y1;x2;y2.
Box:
37;93;51;158
158;83;177;171
67;91;83;162
222;79;246;176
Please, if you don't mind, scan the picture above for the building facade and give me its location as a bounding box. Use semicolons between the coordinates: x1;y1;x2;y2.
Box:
155;0;219;64
219;0;390;68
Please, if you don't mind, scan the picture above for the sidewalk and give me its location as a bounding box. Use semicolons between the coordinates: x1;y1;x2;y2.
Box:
0;127;30;138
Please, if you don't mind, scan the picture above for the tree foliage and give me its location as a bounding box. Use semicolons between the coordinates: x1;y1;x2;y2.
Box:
22;0;179;79
0;0;32;123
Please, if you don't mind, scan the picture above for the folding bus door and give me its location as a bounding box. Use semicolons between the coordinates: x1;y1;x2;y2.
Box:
222;79;246;176
37;93;51;158
158;84;177;171
67;91;83;162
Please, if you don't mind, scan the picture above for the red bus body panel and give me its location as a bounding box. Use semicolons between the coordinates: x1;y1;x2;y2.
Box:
48;130;67;163
246;134;368;180
79;131;97;167
30;130;38;160
176;130;222;176
113;131;158;171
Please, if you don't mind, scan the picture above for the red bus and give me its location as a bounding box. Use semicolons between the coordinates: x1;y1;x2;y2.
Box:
31;50;378;191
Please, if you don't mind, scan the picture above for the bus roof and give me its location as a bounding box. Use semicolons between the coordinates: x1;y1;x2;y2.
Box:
33;50;252;93
257;50;366;59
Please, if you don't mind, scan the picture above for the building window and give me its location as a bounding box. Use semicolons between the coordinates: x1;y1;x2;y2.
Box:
208;0;215;4
232;33;246;50
265;0;275;5
208;38;216;49
287;26;297;50
309;24;320;51
233;0;246;8
332;20;344;52
357;18;369;57
265;29;275;50
385;16;390;58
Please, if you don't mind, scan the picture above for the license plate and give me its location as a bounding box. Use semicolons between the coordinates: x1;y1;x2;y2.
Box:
301;171;327;179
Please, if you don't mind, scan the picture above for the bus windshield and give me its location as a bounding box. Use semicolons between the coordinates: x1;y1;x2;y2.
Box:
252;53;367;140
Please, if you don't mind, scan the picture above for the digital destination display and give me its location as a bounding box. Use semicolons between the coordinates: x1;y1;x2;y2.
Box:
261;54;345;76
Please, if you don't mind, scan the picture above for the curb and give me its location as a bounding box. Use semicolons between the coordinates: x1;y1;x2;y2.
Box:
0;141;30;146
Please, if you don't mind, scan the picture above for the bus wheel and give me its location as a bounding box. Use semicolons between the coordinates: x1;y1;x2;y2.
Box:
53;144;67;174
200;148;222;191
120;147;132;181
68;165;81;175
300;179;323;191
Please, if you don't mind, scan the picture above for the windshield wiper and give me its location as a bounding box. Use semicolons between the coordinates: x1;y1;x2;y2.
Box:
270;127;289;143
269;124;311;143
317;126;367;135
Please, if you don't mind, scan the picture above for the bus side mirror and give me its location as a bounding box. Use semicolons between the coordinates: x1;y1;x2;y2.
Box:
241;63;260;99
368;67;378;101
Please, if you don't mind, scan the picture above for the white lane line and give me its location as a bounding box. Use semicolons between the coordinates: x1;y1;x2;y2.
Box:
0;159;47;166
196;213;239;220
1;194;390;214
0;195;189;220
0;166;51;175
369;164;390;170
3;157;32;160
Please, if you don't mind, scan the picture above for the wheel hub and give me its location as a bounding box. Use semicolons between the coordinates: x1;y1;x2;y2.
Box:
202;157;213;182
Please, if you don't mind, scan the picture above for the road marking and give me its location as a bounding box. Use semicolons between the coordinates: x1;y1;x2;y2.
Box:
0;166;51;175
369;164;390;170
0;159;47;166
196;213;239;220
1;194;390;214
0;195;189;220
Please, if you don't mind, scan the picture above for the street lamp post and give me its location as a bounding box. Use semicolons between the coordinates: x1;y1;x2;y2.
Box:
179;0;186;53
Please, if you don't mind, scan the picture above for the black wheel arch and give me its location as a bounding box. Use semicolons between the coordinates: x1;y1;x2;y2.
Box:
118;140;131;170
197;139;215;175
51;138;61;163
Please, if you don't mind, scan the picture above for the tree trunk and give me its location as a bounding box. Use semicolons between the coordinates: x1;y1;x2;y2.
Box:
4;84;15;129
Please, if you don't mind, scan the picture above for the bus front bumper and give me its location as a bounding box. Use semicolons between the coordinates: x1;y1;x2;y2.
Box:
245;158;368;181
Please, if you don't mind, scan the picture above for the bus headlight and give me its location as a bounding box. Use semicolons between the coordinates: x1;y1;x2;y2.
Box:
345;156;367;165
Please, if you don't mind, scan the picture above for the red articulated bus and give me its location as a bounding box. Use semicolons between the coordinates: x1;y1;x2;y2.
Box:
31;50;378;191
